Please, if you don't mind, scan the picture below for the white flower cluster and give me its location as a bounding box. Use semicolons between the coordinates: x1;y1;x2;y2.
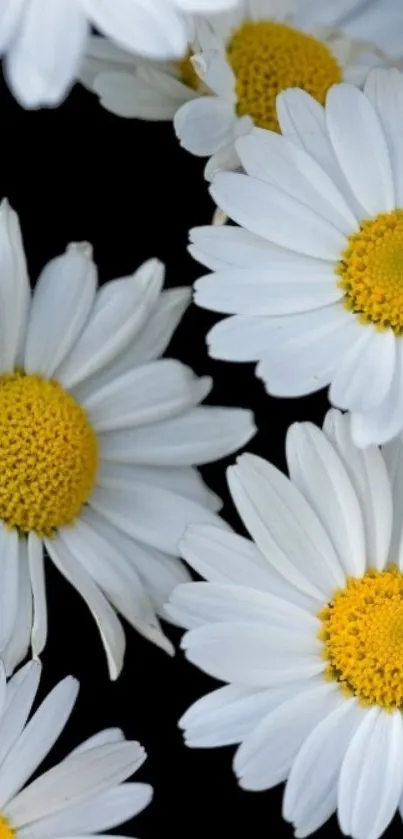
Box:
0;2;403;839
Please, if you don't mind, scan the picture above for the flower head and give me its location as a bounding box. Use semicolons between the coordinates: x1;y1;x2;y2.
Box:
0;659;151;839
168;408;403;839
0;199;255;679
173;0;396;180
191;67;403;446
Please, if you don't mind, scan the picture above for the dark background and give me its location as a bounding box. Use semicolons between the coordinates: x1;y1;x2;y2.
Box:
0;70;340;839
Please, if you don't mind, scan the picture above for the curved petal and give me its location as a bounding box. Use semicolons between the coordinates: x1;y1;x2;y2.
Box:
233;681;342;791
83;0;187;59
323;409;393;570
6;0;88;108
56;259;164;389
84;360;211;432
330;326;396;414
326;84;394;216
45;537;125;681
24;243;97;377
0;200;30;372
227;454;345;600
175;97;236;156
338;709;403;839
286;422;365;577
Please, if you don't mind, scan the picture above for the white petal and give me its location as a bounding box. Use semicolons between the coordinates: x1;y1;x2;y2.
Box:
91;65;195;120
323;409;393;570
83;0;187;59
27;533;47;659
227;454;345;600
330;327;396;414
6;0;89;108
286;422;365;577
276;89;351;199
89;483;227;556
6;740;146;828
83;507;191;621
364;68;403;207
59;515;173;655
350;339;403;447
210;172;347;260
67;729;125;757
181;622;323;688
179;524;318;611
381;436;403;569
97;462;221;512
175;97;236;156
257;305;363;398
189;224;303;273
99;406;256;466
167;582;318;632
234;682;342;791
0;662;41;767
18;782;153;839
0;200;30;372
0;676;78;810
338;709;403;839
181;682;312;749
24;243;97;377
0;0;25;53
284;698;364;831
236;132;357;234
56;258;164;389
326;84;394;216
45;537;125;680
195;265;342;316
84;360;211;432
0;525;19;653
3;541;33;677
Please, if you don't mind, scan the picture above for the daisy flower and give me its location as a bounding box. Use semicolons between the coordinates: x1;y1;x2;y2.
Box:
0;0;241;109
167;408;403;839
0;658;152;839
191;67;403;447
0;199;255;680
172;0;396;180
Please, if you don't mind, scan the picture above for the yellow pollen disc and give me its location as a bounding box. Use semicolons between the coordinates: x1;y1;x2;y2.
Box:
226;20;342;132
319;567;403;710
337;209;403;334
0;816;14;839
0;372;99;537
177;51;199;91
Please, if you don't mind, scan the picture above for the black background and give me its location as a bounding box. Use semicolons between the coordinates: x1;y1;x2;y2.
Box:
0;70;345;839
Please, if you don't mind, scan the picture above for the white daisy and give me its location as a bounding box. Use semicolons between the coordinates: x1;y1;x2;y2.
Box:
172;0;397;180
167;408;403;839
0;0;241;109
0;199;255;680
0;659;152;839
191;67;403;447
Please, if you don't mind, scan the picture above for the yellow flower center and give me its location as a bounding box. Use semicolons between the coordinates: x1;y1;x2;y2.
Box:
226;20;342;131
337;209;403;334
178;51;199;91
0;372;99;537
0;816;14;839
319;567;403;710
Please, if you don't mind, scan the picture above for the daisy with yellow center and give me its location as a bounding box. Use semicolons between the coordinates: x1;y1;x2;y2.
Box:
80;0;394;165
167;408;403;839
191;67;403;447
0;199;255;680
173;0;395;180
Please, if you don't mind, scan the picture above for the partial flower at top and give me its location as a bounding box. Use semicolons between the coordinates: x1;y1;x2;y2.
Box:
191;67;403;447
0;659;152;839
0;199;255;680
0;0;242;109
167;409;403;839
172;0;398;180
79;0;396;169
